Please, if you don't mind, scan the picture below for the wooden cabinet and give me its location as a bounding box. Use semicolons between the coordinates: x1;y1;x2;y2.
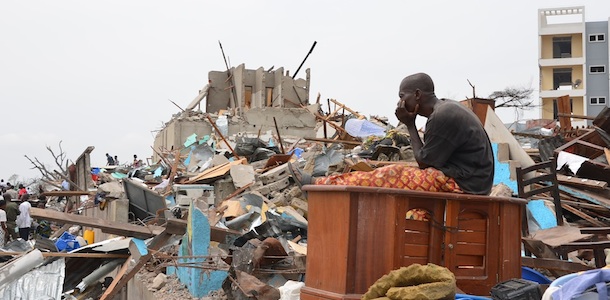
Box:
300;186;526;299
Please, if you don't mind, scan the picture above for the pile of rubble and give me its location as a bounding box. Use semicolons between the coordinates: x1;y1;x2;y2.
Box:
0;95;408;299
2;65;610;298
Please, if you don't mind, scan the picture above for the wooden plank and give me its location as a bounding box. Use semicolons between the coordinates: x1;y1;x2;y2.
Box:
330;99;365;119
455;254;484;267
522;256;593;272
457;219;487;230
404;219;431;232
557;95;572;130
562;204;606;227
186;158;247;183
303;137;361;146
403;243;428;257
455;243;486;255
99;256;132;300
560;185;610;211
561;200;607;213
404;232;429;245
557;174;607;189
528;226;592;248
402;256;428;266
557;113;596;120
30;207;164;239
580;227;610;235
100;232;171;300
457;230;487;244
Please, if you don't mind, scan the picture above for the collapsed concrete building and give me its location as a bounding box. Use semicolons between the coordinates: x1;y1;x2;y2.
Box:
153;64;319;162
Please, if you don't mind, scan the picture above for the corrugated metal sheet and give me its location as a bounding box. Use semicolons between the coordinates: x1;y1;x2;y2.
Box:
0;258;65;300
123;178;166;222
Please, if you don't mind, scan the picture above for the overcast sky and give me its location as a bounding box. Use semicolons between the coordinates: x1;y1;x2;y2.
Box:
1;1;609;181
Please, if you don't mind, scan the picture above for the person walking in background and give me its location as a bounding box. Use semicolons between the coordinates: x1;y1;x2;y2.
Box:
0;200;8;246
132;154;141;168
3;193;19;241
114;155;119;166
17;184;28;201
16;201;32;240
106;153;115;166
4;183;17;200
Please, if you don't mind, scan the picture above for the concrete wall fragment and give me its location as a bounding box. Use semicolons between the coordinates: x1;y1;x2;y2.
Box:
167;203;228;297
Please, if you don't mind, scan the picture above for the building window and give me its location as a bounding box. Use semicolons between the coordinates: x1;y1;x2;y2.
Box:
590;97;607;105
590;65;606;73
553;36;572;58
553;68;572;90
589;34;606;42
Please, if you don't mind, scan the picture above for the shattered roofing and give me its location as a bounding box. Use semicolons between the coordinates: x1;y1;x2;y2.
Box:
0;257;65;300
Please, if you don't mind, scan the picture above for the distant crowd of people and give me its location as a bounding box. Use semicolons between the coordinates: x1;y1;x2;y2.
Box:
105;153;144;168
0;179;35;246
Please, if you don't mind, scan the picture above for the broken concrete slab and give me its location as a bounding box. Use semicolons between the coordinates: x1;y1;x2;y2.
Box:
229;164;255;188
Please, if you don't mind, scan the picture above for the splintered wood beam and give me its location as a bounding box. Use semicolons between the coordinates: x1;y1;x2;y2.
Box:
557;113;596;120
330;99;365;119
303;137;361;145
556;174;607;190
53;170;85;192
99;255;132;300
561;204;606;227
30;208;164;239
100;232;172;300
521;256;592;273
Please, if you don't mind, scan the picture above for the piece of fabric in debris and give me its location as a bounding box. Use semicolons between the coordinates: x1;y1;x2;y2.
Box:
345;118;386;138
556;151;588;174
314;164;462;193
551;268;610;300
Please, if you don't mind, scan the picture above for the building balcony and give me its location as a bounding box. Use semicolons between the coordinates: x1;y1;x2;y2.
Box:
539;24;585;36
540;88;585;99
539;57;585;67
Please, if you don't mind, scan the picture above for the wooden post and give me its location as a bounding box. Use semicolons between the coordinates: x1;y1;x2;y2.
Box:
205;114;240;159
557;95;572;130
273;117;285;154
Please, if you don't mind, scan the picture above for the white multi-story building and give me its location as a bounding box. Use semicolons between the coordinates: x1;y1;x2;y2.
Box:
538;6;609;126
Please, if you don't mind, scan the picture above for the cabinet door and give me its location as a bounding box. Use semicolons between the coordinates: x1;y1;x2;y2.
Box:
444;200;500;295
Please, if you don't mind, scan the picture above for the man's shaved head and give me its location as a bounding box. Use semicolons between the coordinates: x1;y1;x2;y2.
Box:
400;73;435;93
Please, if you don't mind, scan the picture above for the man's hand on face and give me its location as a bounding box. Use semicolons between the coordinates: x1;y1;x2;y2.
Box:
395;99;418;125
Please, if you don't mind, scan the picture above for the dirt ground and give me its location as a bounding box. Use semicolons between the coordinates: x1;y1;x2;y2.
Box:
137;269;227;300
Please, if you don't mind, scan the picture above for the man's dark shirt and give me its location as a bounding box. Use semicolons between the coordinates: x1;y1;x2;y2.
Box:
418;100;494;195
5;201;19;224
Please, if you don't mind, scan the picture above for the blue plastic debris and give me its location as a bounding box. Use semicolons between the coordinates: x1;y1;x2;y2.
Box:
55;232;81;252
